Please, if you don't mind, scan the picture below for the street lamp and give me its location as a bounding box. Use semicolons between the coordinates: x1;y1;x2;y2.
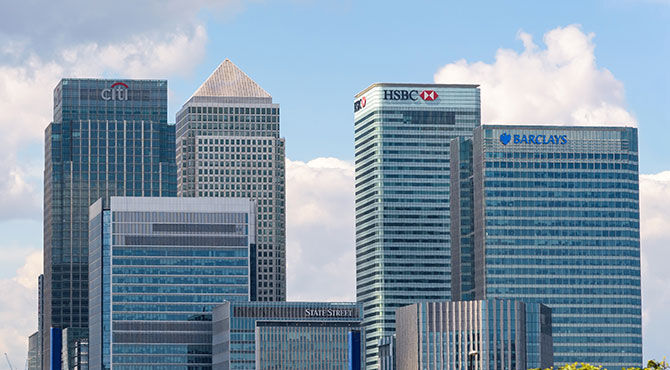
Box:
468;350;479;370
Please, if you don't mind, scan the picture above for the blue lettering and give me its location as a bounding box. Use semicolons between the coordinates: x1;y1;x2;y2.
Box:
520;135;528;144
547;135;555;144
560;135;568;144
514;135;520;143
528;135;536;144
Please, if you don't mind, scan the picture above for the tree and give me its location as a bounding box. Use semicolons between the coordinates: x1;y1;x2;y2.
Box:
530;359;668;370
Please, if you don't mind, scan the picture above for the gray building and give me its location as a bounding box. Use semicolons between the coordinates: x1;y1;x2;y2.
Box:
61;328;88;370
43;78;176;369
176;59;286;302
28;331;39;370
88;197;256;369
353;83;480;368
213;301;362;369
395;300;553;370
450;125;642;368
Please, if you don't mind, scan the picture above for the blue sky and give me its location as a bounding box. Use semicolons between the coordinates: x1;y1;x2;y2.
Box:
168;1;670;172
0;0;668;367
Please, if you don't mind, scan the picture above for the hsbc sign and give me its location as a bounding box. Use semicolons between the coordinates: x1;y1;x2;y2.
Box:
383;89;439;101
353;96;366;112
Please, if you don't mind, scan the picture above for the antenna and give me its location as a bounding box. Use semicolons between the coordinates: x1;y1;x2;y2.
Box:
4;353;14;370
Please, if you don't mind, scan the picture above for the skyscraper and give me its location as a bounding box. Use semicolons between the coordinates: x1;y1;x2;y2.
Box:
353;83;480;368
213;301;362;369
176;59;286;301
88;196;255;369
450;125;642;368
43;78;176;369
395;300;553;370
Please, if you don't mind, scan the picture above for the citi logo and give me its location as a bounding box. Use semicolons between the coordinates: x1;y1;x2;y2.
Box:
101;82;129;101
383;89;439;101
354;96;366;112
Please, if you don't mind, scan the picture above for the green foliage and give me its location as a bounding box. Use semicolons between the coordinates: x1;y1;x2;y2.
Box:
530;358;668;370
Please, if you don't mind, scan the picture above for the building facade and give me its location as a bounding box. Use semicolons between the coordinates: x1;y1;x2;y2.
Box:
176;59;286;301
353;83;480;368
450;125;642;368
43;78;176;369
62;328;88;370
212;301;362;369
395;300;552;370
88;197;255;369
28;332;39;370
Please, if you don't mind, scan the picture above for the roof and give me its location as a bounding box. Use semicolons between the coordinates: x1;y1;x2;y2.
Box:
191;59;271;98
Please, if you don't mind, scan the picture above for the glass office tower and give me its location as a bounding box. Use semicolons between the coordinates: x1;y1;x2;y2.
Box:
43;78;176;369
176;59;286;301
450;125;642;368
353;83;480;368
395;300;553;370
89;197;255;369
212;301;362;369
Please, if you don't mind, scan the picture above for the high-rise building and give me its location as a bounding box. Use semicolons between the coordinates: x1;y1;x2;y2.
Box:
212;301;362;369
450;125;642;368
88;196;256;369
395;300;553;370
353;83;481;368
43;78;176;369
176;59;286;301
28;332;39;370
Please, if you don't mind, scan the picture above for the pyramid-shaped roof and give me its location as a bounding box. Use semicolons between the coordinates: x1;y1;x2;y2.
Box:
191;59;271;98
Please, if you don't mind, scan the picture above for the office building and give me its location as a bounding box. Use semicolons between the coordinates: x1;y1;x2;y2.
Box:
395;300;553;370
213;301;362;369
43;78;176;368
62;328;88;370
353;83;480;368
377;335;395;370
88;197;255;369
28;332;39;370
450;125;642;368
176;59;286;301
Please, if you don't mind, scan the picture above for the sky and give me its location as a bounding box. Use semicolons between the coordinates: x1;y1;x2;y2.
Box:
0;0;668;367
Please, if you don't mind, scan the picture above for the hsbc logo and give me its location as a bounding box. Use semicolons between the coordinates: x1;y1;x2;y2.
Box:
354;96;366;112
101;82;129;101
420;90;438;101
383;89;439;101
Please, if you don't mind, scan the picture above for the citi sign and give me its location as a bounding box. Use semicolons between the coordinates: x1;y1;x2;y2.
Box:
101;82;129;101
383;89;438;101
500;132;568;145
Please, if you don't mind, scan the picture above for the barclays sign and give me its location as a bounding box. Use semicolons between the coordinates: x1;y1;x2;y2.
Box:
500;132;568;145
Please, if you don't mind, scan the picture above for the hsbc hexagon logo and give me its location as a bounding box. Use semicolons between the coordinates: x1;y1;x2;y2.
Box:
420;90;438;101
354;96;366;112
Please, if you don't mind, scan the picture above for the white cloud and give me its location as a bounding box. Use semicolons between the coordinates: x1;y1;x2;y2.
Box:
639;171;670;361
0;250;41;370
285;158;356;302
0;25;208;222
434;25;636;126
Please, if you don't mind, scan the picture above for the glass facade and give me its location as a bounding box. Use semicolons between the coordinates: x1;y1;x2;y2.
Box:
353;83;480;368
43;78;176;369
176;60;286;302
451;125;642;368
88;197;255;370
395;300;552;370
213;301;362;369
